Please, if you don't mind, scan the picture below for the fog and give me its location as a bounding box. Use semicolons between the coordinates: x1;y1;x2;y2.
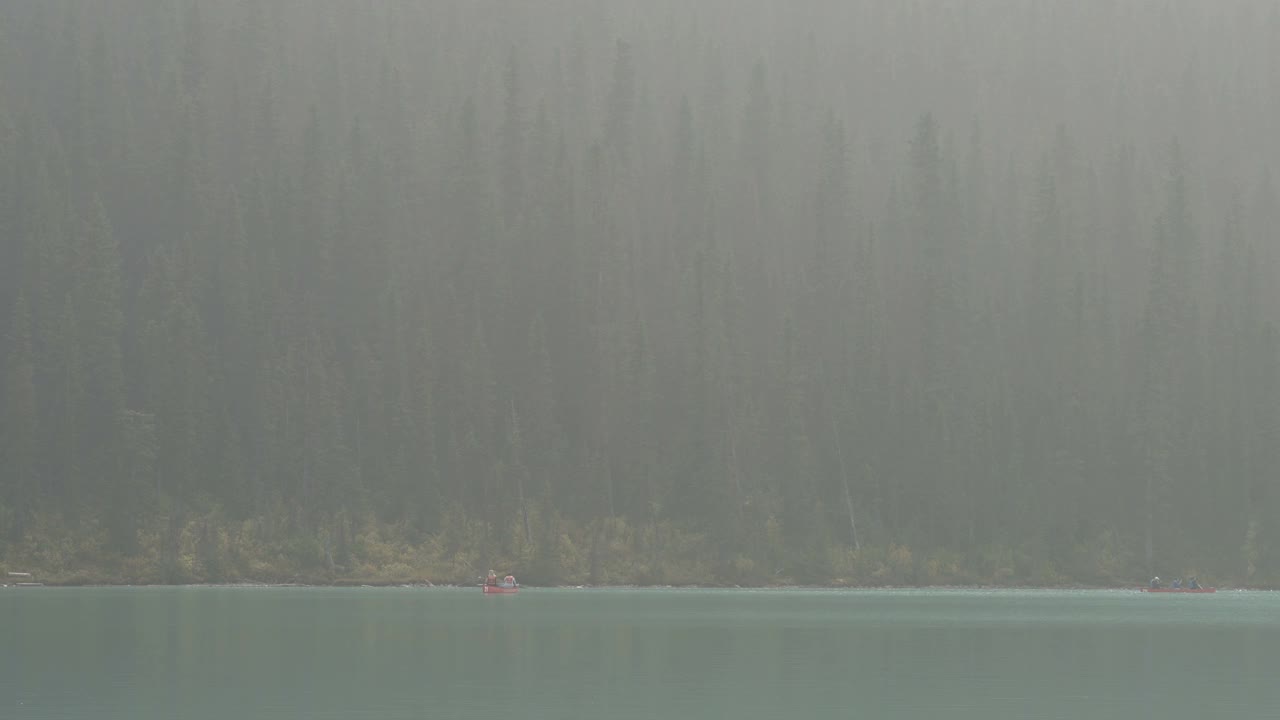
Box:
1;1;1278;586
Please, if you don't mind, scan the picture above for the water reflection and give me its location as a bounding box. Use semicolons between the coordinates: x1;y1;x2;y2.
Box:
2;588;1278;719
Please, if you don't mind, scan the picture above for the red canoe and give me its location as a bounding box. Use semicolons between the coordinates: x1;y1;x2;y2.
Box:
1139;587;1215;593
482;584;519;594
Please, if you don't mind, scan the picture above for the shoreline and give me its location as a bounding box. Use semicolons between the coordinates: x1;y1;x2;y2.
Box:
3;581;1267;590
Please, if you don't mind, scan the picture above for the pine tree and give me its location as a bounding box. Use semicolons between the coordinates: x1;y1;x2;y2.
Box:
1137;142;1202;572
2;294;37;538
70;196;131;548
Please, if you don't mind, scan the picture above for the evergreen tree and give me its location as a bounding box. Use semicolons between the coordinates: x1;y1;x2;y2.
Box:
2;294;38;538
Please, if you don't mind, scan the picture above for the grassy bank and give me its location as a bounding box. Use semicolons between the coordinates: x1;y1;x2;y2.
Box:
1;508;1269;589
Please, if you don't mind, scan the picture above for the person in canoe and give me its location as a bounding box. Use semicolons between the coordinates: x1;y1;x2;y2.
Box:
1171;578;1183;589
1188;576;1200;590
501;574;517;588
487;570;498;587
1149;576;1162;589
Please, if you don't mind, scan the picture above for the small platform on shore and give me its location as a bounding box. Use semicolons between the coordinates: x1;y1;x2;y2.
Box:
6;571;42;587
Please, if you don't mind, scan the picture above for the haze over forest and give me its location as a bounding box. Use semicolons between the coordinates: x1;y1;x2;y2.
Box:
2;1;1279;586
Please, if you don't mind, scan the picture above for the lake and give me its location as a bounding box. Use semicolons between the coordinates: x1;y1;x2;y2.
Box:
2;587;1277;719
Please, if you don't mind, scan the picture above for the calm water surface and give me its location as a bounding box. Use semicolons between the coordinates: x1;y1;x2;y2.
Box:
2;587;1277;719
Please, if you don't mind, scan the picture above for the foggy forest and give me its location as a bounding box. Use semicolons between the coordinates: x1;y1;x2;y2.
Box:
2;0;1279;587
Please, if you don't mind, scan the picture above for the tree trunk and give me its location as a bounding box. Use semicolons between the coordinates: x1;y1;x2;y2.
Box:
830;408;860;550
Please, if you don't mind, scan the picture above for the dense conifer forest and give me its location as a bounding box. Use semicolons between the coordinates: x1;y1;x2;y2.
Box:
2;1;1280;586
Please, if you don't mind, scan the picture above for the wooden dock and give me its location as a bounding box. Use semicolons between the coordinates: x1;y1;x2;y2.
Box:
6;571;42;587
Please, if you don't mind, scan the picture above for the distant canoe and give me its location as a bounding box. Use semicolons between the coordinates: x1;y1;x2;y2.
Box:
1139;587;1215;593
482;584;519;594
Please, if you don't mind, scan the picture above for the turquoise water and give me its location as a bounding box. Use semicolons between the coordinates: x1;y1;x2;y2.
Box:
2;587;1277;719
